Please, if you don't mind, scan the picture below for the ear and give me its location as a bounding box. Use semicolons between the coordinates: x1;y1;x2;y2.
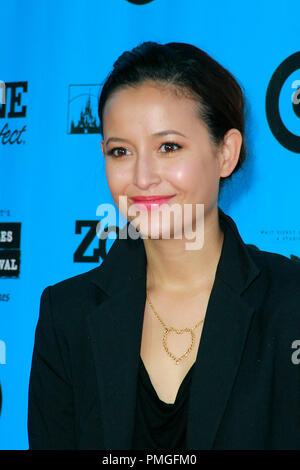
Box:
218;129;243;178
101;139;105;156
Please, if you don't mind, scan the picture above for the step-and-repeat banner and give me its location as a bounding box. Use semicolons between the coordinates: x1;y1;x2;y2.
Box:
0;0;299;449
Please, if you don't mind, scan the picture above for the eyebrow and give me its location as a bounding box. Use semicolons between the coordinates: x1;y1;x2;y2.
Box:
105;130;187;146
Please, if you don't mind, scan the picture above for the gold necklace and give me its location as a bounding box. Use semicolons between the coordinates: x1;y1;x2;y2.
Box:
146;287;205;365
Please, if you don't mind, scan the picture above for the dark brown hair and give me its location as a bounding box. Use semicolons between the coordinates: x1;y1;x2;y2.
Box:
98;41;248;193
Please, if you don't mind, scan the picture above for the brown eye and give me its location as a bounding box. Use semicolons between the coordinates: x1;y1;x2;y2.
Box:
107;147;130;158
160;142;182;153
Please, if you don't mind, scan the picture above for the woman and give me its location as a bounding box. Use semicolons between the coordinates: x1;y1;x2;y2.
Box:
28;41;300;450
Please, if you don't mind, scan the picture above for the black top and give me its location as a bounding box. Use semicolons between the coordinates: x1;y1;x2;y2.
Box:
131;357;195;450
27;208;300;449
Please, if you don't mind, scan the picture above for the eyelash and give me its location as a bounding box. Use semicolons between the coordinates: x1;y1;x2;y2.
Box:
106;142;182;158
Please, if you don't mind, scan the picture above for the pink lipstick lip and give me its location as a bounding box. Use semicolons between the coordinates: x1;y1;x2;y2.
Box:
130;195;176;202
129;195;176;211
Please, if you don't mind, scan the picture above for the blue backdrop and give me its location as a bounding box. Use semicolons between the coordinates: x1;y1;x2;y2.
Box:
0;0;299;450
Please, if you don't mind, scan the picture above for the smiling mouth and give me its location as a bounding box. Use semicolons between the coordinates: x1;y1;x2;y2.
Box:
130;195;176;210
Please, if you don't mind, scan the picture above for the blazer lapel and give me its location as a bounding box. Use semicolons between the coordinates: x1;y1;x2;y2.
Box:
185;277;256;449
87;208;262;450
87;277;146;450
186;208;262;449
87;226;148;450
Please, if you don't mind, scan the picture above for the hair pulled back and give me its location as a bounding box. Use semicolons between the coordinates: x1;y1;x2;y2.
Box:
98;41;248;192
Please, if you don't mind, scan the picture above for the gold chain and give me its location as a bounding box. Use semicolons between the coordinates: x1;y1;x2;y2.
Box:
146;287;204;365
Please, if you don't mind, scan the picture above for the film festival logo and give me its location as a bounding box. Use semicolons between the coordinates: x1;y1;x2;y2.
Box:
74;199;205;264
0;81;27;145
0;223;21;278
67;84;101;135
266;51;300;153
0;222;22;368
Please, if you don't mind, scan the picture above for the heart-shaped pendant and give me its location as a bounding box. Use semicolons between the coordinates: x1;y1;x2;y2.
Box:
162;327;195;365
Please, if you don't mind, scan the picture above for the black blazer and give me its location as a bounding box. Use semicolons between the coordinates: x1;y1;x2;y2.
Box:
27;207;300;450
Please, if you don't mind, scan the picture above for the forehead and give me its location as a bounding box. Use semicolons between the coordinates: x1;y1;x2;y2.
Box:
102;81;202;132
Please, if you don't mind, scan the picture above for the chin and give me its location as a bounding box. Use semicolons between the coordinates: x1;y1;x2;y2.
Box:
128;212;185;241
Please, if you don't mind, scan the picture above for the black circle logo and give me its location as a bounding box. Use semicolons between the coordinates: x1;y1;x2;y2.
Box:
125;0;154;4
266;51;300;153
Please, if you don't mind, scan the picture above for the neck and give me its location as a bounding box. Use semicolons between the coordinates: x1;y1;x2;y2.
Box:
143;205;224;295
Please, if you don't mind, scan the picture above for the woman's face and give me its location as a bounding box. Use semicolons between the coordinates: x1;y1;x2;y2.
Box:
101;81;233;240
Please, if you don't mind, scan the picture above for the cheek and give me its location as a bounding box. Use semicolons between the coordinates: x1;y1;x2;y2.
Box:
105;161;128;197
166;157;209;193
167;154;220;202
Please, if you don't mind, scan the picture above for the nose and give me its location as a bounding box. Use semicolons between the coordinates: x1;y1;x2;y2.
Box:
133;151;161;189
